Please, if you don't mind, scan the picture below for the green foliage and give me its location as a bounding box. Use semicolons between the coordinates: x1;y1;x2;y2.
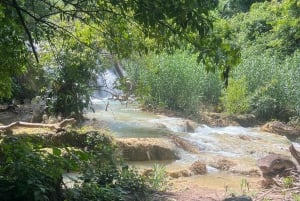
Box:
0;4;27;100
221;77;250;115
0;0;229;101
250;79;288;120
41;30;101;118
0;136;66;201
293;193;300;201
283;176;294;188
221;0;300;120
125;50;222;114
65;132;151;201
0;130;156;201
147;164;168;191
218;0;266;18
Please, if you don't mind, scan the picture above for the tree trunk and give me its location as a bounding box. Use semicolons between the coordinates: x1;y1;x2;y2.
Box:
0;118;76;133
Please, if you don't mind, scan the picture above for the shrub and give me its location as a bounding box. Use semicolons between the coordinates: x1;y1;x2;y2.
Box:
0;136;66;201
221;77;250;115
250;77;290;121
0;130;156;201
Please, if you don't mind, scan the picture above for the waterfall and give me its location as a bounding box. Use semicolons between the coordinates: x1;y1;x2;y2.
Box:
94;61;126;99
94;68;122;99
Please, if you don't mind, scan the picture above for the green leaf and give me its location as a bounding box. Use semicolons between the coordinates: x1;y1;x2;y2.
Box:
52;147;61;156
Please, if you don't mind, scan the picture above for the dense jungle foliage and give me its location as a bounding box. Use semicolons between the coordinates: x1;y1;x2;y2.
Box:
126;0;300;122
1;0;299;122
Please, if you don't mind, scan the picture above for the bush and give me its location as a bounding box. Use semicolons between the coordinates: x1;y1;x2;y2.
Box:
221;77;250;115
0;136;66;201
0;130;157;201
232;50;299;121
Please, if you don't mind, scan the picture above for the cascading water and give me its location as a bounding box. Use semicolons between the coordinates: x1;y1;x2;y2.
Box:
93;68;123;99
87;69;297;191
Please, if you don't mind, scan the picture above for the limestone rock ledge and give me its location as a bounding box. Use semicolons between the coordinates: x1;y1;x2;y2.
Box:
116;138;180;161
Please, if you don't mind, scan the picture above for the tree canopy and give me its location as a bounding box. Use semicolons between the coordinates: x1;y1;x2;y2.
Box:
0;0;225;100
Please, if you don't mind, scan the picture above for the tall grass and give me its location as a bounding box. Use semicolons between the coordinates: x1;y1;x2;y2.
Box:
124;50;222;114
232;50;300;120
125;49;300;121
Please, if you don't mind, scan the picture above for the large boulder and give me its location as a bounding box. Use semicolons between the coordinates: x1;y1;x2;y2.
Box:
257;154;297;179
116;138;179;161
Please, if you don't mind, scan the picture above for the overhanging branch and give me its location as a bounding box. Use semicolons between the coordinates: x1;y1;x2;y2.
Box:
12;0;39;63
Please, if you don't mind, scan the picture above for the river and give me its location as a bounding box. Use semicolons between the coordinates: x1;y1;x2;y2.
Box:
85;98;294;191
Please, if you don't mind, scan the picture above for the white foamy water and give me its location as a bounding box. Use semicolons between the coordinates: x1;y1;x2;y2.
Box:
86;99;296;178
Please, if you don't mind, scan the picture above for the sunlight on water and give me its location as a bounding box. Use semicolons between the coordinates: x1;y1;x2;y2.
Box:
85;99;295;185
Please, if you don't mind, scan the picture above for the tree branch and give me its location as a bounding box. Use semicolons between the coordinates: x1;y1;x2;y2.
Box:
0;118;76;133
12;0;39;63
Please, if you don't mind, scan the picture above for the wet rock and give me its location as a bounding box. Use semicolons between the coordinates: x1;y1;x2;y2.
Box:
199;112;258;127
168;161;207;178
116;138;179;161
212;158;237;171
261;121;300;138
168;169;192;178
189;160;207;175
168;135;201;154
257;154;297;179
231;169;261;177
185;120;198;133
223;196;252;201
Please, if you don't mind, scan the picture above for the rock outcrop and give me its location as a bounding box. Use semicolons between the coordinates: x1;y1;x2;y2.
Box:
257;154;296;178
116;138;179;161
261;121;300;138
168;134;201;154
257;153;297;186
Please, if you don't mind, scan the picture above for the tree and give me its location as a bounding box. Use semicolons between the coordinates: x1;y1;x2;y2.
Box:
1;0;242;117
40;23;101;118
0;4;28;99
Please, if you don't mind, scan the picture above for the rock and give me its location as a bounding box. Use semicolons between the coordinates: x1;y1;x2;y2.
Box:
116;138;179;161
199;112;258;127
185;120;198;133
168;161;207;178
257;154;297;178
212;159;237;171
169;135;201;154
189;160;207;175
223;196;252;201
168;169;193;178
261;121;300;137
